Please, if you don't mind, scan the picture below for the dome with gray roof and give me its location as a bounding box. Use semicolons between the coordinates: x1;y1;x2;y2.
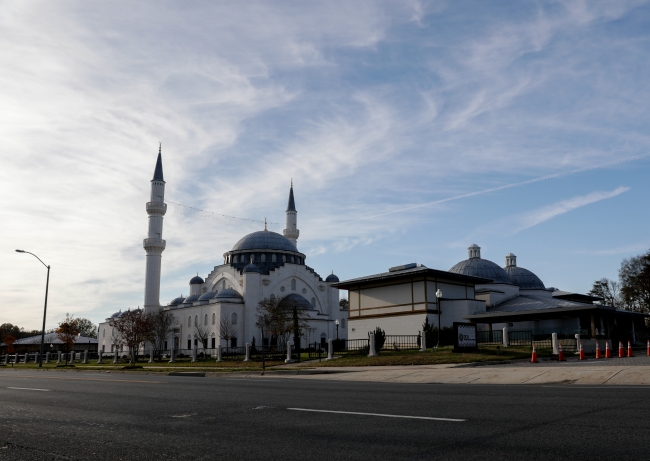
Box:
449;244;512;284
503;253;544;290
198;291;217;301
183;294;200;304
278;294;315;311
190;275;204;285
216;288;243;299
232;230;298;253
326;272;339;283
168;295;185;306
110;310;122;318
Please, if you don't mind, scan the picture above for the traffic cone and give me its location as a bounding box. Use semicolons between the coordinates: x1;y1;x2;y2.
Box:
558;343;566;362
618;341;625;358
579;341;586;360
628;340;634;357
595;340;601;359
605;341;612;358
530;344;538;363
647;340;649;357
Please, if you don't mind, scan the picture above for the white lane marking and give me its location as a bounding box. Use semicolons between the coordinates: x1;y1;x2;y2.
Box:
287;408;465;422
7;387;50;392
226;378;282;382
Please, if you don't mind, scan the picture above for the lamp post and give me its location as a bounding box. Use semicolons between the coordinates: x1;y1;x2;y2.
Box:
435;289;442;348
15;250;50;368
335;319;340;340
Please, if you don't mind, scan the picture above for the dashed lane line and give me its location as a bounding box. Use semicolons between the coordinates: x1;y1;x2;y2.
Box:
7;387;50;391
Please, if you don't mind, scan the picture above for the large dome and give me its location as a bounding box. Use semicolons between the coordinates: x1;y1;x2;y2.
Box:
232;230;298;253
504;266;545;290
449;259;512;284
278;294;315;311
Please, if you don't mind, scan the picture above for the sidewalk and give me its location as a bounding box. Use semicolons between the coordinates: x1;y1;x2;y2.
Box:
277;355;650;385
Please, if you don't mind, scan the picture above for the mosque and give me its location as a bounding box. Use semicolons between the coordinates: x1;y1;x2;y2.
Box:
97;148;345;354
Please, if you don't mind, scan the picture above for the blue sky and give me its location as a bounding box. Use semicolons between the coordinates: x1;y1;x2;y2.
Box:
2;1;650;330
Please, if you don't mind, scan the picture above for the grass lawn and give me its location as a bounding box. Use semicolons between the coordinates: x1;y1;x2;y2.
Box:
303;346;553;367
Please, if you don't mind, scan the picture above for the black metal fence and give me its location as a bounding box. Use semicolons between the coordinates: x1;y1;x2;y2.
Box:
508;331;532;346
476;330;504;345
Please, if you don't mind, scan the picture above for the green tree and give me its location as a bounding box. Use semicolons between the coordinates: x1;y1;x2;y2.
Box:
75;317;98;338
110;309;155;365
56;314;81;365
339;298;349;310
619;251;650;313
369;327;386;351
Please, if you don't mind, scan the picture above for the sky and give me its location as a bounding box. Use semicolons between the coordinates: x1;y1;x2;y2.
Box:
2;0;650;331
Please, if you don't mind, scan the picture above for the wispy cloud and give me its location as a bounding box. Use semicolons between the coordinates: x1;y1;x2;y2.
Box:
514;187;630;233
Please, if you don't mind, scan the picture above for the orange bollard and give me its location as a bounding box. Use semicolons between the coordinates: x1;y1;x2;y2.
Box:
618;341;625;358
595;340;602;359
605;341;612;358
579;341;586;360
530;344;538;363
628;340;634;357
558;343;566;362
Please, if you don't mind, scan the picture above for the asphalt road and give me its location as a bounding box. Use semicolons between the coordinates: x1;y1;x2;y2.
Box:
1;369;649;460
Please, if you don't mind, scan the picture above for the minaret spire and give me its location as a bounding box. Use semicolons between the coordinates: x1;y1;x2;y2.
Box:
283;181;299;247
143;144;167;313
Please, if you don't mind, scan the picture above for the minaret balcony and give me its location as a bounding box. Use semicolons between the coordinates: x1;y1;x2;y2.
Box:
143;238;166;252
146;201;167;215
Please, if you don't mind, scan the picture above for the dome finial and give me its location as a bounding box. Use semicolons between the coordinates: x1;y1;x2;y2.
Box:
264;217;267;231
159;142;161;154
468;244;481;259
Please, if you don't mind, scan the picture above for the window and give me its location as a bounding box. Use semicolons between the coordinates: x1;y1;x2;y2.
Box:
290;256;294;264
102;345;105;352
187;335;191;349
164;341;168;350
230;337;237;348
291;279;296;291
282;255;286;262
320;333;326;346
231;313;238;325
261;254;266;263
272;254;277;263
270;294;276;302
212;313;216;325
204;314;208;326
211;336;216;349
311;297;316;308
111;345;114;352
188;317;191;328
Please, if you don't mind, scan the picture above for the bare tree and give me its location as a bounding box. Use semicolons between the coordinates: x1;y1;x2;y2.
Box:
194;320;210;350
56;314;81;365
256;296;309;350
151;310;176;357
219;317;239;347
110;328;124;358
110;309;155;366
588;278;622;308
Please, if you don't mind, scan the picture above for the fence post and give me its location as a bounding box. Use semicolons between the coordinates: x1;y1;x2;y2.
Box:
169;347;176;363
502;327;509;347
3;354;8;365
70;351;75;364
285;341;295;364
244;343;252;362
192;346;197;363
551;333;558;355
216;346;222;362
82;351;88;364
45;352;50;364
575;333;580;352
368;334;378;357
420;331;426;352
327;338;334;360
97;351;103;364
149;348;154;363
57;351;61;364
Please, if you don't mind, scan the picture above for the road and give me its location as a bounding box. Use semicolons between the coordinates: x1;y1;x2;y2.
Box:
0;369;649;460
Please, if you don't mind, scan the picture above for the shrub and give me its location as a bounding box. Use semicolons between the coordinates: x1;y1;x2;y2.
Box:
369;327;386;351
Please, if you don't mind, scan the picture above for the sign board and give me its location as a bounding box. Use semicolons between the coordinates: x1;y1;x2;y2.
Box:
3;335;16;345
453;322;477;351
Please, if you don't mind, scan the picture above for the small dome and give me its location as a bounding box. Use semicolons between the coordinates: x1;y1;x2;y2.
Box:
198;291;217;301
449;258;512;284
326;272;339;283
278;293;315;311
504;266;545;290
110;310;122;318
168;295;185;306
231;230;298;252
190;275;204;285
243;262;261;273
216;288;243;299
183;294;200;304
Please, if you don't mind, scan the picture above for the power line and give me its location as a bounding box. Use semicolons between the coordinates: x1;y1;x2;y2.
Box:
167;201;280;225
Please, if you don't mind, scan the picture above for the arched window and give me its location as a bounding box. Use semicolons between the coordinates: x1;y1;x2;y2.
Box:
188;317;191;327
270;294;276;302
194;315;198;326
211;332;216;349
311;297;316;308
204;314;208;326
282;255;286;263
212;313;216;325
261;254;266;263
291;279;296;291
231;312;238;325
187;335;192;350
290;256;294;264
272;254;277;263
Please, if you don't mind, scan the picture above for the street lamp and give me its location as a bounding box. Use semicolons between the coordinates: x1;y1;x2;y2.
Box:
15;250;50;368
435;289;443;348
335;319;340;340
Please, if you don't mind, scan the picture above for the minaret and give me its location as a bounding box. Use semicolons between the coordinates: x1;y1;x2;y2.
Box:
283;181;299;247
143;144;167;313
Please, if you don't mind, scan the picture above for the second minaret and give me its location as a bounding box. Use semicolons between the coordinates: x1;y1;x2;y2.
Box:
283;182;299;247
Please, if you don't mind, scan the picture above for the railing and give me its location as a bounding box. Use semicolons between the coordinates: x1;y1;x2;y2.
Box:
508;330;532;346
384;335;420;351
477;330;504;345
146;201;167;214
333;339;369;356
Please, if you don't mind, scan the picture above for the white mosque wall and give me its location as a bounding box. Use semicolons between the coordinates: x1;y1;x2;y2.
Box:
492;318;580;336
348;313;430;340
